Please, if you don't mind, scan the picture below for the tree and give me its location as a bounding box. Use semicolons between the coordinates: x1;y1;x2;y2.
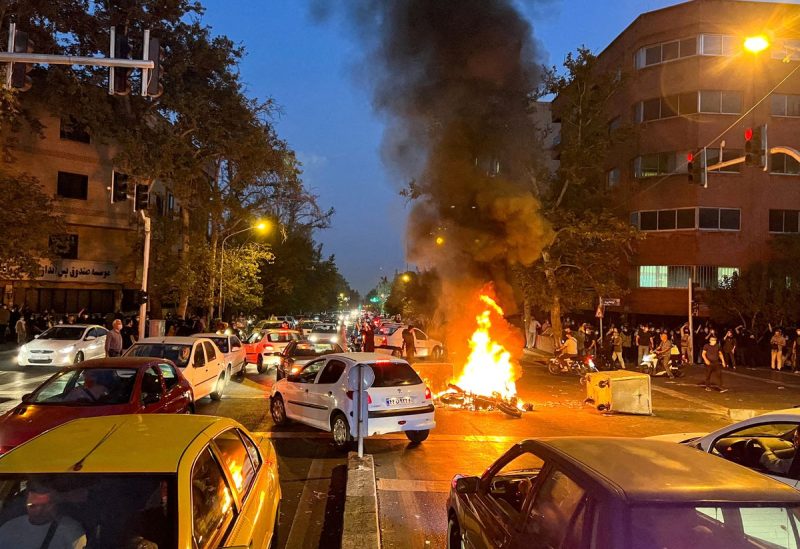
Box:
385;270;440;327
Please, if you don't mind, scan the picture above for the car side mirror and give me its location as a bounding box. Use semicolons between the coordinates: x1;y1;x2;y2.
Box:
33;334;40;339
21;393;32;403
287;374;300;383
84;335;96;341
455;476;479;494
143;392;162;405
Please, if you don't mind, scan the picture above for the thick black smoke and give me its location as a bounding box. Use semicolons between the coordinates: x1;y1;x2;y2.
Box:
317;1;552;323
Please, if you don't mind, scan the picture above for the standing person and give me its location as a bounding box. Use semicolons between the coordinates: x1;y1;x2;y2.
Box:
770;328;787;371
8;306;20;342
14;315;26;346
792;328;800;374
105;319;123;357
575;324;587;357
636;324;650;367
722;330;737;370
680;326;690;363
653;332;675;379
610;328;625;369
401;325;416;360
0;304;9;344
702;335;728;392
361;321;375;352
621;325;633;363
121;318;137;350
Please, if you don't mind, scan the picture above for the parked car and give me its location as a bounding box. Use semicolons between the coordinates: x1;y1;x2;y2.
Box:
375;324;445;360
270;352;435;450
0;357;193;455
298;320;317;336
650;407;800;489
446;437;800;549
0;414;280;548
278;341;344;380
192;332;247;378
243;329;303;373
308;323;341;344
124;336;228;401
17;324;108;367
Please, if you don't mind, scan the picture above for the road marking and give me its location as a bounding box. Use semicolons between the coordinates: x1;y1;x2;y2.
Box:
651;385;728;414
376;478;450;493
726;369;800;388
284;458;327;549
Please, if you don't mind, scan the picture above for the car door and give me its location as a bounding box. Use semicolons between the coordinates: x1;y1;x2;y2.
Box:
204;341;223;379
463;447;547;548
93;327;108;359
191;343;213;399
283;359;326;421
139;366;167;413
230;336;245;372
83;327;104;359
190;445;238;549
522;467;594;548
158;362;189;413
413;329;430;357
305;359;348;429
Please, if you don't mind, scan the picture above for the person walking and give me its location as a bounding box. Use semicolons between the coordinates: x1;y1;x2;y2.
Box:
722;330;737;370
610;328;625;369
702;335;728;392
105;319;124;357
636;324;650;367
14;315;26;346
401;325;416;360
770;328;787;371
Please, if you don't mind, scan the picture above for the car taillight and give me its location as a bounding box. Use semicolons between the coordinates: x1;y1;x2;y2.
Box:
380;337;388;346
425;387;432;400
345;391;372;404
264;344;274;352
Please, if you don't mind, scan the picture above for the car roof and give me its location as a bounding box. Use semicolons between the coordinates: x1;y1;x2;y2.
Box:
262;329;301;334
0;415;237;474
326;352;409;364
49;324;98;329
192;333;231;339
63;357;171;369
135;336;207;345
530;437;800;504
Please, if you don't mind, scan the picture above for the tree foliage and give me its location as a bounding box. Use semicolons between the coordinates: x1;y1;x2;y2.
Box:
384;270;440;327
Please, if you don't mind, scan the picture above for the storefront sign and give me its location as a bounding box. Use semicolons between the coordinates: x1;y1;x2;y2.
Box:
37;260;117;283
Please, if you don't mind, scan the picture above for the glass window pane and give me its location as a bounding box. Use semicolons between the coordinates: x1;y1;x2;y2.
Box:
717;268;738;284
638;155;660;177
640;211;658;231
639;266;668;288
785;210;800;233
642;98;661;121
679;92;697;115
661;95;678;118
722;35;739;55
645;45;661;66
719;209;740;230
668;266;691;288
770;210;785;232
699;208;719;229
721;91;742;114
680;37;697;57
658;210;676;230
787;95;800;117
214;430;257;499
772;94;787;116
630;212;639;227
702;35;723;55
700;91;721;113
788;155;800;175
607;168;620;187
662;41;679;61
676;208;696;229
528;470;586;547
192;448;235;549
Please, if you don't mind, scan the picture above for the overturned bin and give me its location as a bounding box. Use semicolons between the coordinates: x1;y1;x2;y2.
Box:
584;370;652;415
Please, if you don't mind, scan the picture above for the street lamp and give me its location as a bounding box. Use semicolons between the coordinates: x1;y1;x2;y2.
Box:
744;35;770;54
218;220;270;318
400;273;411;283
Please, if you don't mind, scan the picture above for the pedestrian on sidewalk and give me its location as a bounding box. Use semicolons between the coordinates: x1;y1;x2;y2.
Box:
770;328;787;371
105;319;123;357
702;335;728;392
610;328;625;369
636;324;650;367
722;330;736;370
14;315;26;346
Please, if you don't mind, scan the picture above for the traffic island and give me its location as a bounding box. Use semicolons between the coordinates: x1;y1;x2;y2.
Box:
342;451;380;549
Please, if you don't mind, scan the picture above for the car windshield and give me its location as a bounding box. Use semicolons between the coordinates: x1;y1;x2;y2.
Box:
378;325;400;335
247;331;263;344
30;368;138;405
208;337;229;353
126;344;192;368
290;343;338;358
300;321;316;329
267;333;296;343
630;504;800;548
0;474;177;549
366;361;422;387
312;324;337;334
37;327;85;340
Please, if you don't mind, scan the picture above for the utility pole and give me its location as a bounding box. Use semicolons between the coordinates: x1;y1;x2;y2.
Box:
138;211;151;341
688;276;694;363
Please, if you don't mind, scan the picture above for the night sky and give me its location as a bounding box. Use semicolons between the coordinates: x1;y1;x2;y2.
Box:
201;0;789;294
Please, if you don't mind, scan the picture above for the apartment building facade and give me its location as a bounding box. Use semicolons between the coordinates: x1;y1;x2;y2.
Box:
593;0;800;317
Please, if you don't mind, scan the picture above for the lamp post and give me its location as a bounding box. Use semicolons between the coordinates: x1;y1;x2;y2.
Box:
218;221;269;319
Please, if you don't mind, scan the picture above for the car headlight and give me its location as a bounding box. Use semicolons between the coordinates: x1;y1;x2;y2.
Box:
309;335;318;342
18;344;27;353
331;336;338;343
59;345;76;354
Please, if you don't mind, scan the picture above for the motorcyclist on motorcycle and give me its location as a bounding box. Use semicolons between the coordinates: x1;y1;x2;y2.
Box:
556;328;579;370
653;332;675;379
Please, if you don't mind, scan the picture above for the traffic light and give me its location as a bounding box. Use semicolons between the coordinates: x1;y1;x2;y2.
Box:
111;172;128;203
745;126;767;167
687;152;695;181
687;151;705;185
145;37;165;98
10;30;33;91
111;32;131;95
133;183;149;211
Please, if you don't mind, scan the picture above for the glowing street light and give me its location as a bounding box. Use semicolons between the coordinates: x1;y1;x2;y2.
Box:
435;236;445;246
219;220;271;317
401;273;411;283
744;35;770;53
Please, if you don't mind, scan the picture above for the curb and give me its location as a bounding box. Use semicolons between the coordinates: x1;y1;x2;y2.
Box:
341;452;380;549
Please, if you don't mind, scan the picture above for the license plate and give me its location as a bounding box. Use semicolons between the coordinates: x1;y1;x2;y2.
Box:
386;397;413;406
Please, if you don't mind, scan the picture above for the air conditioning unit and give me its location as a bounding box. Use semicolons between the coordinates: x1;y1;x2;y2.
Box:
585;370;652;415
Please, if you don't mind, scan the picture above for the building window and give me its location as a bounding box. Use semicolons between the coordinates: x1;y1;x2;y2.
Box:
698;91;742;114
698;208;740;230
639;265;738;289
56;171;89;200
632;208;697;231
606;168;620;188
167;192;175;212
695;266;739;288
634;152;681;177
59;117;91;144
771;153;800;175
706;148;743;173
639;265;668;288
700;34;738;56
769;210;800;233
772;39;800;62
635;36;697;69
635;94;697;123
48;234;78;259
771;94;800;117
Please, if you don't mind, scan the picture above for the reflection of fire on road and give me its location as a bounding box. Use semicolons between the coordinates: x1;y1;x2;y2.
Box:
438;292;532;417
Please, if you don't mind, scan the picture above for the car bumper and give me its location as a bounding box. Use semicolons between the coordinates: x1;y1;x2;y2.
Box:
17;353;71;366
362;408;436;436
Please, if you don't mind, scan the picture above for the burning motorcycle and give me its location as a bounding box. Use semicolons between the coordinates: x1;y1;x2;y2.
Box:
438;383;532;418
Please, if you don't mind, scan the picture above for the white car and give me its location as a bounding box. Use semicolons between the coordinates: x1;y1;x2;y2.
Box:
651;407;800;489
192;333;247;378
124;336;228;401
269;352;435;450
18;324;108;366
374;324;445;360
308;323;341;345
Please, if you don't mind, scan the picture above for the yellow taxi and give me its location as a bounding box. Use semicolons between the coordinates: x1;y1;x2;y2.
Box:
0;414;280;549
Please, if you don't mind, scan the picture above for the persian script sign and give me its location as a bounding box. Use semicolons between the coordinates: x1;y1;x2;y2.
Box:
38;260;117;283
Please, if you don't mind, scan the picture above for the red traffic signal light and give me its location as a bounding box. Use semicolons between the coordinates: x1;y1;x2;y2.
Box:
744;127;753;141
687;152;694;163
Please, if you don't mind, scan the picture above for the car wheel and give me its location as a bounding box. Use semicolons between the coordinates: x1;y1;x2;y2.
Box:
270;394;289;426
331;412;352;451
257;355;266;374
432;347;443;361
209;374;226;401
186;402;195;414
405;429;430;443
447;516;464;549
74;351;84;364
237;362;246;379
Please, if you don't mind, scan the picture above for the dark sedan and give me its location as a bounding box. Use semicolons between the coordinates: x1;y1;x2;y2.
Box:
447;437;800;549
277;340;344;380
0;357;193;455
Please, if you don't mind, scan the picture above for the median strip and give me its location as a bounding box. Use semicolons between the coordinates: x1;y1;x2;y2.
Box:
342;452;380;549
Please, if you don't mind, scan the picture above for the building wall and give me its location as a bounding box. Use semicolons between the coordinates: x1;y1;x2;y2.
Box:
590;0;800;316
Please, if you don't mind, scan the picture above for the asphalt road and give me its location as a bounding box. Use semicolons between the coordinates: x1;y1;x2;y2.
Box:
1;345;799;548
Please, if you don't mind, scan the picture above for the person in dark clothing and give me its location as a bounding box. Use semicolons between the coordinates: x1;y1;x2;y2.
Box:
702;335;728;392
401;325;416;360
121;318;137;350
361;321;375;352
722;330;736;370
